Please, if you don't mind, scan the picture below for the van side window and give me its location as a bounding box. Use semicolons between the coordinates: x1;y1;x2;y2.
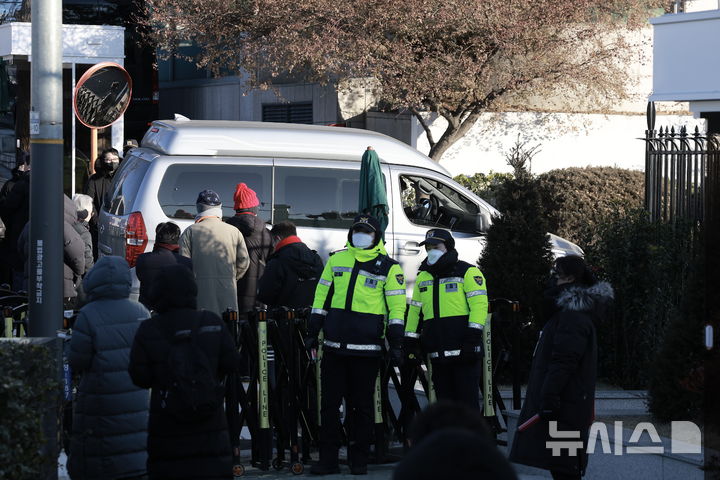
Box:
107;156;151;216
158;164;272;221
400;175;480;233
274;167;366;229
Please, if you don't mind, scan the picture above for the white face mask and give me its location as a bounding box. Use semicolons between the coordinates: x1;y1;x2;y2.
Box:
352;232;374;249
427;249;445;265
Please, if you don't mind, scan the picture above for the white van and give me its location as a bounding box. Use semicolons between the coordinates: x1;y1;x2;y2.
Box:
98;120;582;295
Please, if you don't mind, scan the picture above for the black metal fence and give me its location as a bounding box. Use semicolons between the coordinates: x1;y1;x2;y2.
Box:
643;102;720;224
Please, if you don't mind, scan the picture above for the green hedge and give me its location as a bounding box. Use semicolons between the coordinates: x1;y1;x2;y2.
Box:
0;340;60;479
537;167;644;251
454;172;514;209
587;211;699;389
479;170;553;383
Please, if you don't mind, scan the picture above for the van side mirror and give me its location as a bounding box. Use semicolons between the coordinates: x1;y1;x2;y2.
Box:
476;212;491;233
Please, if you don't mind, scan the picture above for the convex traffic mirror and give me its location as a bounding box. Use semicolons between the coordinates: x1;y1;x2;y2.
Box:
73;62;132;129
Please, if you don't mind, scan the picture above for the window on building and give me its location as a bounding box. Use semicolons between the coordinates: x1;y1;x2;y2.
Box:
262;103;313;124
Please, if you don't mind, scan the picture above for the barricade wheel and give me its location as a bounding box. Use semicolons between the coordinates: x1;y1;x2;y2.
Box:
232;464;245;477
272;458;284;471
291;462;304;475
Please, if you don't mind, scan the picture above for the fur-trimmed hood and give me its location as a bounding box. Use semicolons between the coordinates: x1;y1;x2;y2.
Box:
555;281;614;313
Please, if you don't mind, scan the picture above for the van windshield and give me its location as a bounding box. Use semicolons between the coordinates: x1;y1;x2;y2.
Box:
158;164;272;221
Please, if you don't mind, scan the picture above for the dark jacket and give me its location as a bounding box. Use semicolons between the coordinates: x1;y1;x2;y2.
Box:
394;429;518;480
509;281;614;476
136;244;193;309
225;214;273;313
63;195;87;297
74;220;94;276
128;269;240;480
84;170;114;259
68;256;150;480
0;171;29;270
257;237;324;309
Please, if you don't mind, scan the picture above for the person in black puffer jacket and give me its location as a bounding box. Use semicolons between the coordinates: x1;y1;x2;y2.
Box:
509;255;614;480
257;221;324;310
129;264;241;480
68;256;150;480
224;183;273;314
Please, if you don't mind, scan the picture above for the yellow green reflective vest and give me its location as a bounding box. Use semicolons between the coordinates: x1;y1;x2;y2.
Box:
405;260;488;359
311;240;406;355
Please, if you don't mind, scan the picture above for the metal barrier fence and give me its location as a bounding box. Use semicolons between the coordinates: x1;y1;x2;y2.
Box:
643;101;720;224
2;292;524;477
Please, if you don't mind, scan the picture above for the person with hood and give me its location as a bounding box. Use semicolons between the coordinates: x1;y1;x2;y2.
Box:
509;255;614;480
17;195;86;301
84;148;121;260
225;182;273;314
72;193;95;276
305;215;406;475
67;256;150;480
257;221;323;309
179;189;250;316
128;264;241;480
136;222;192;310
393;401;517;480
404;228;488;410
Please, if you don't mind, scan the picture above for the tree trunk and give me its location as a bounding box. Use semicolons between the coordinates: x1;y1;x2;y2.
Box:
427;110;482;162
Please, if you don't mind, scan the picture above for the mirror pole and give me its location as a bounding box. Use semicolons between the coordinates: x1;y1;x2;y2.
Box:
90;127;97;175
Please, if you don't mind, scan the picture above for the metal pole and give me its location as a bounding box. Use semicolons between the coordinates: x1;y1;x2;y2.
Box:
30;0;64;337
71;62;76;196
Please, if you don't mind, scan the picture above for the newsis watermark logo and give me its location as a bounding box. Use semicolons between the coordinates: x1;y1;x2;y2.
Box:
546;421;702;456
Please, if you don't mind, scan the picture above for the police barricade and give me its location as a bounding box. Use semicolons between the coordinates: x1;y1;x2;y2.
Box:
223;299;522;476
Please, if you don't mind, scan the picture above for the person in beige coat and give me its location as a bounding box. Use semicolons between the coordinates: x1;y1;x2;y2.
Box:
179;189;250;315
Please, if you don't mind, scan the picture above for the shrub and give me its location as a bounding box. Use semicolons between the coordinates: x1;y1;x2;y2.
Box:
587;210;698;389
537;167;644;251
479;158;553;384
647;239;705;421
0;340;60;479
454;172;514;209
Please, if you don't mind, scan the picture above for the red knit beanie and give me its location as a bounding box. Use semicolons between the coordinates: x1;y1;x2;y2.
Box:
233;183;260;210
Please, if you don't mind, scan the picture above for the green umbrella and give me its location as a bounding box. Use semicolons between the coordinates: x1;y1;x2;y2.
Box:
358;146;389;241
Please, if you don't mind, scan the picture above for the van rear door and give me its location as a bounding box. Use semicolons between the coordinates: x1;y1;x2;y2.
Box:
97;154;152;262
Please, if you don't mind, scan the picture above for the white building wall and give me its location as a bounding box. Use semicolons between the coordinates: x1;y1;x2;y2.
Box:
414;111;705;176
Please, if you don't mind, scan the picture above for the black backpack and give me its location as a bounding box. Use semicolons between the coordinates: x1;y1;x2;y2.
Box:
160;314;224;421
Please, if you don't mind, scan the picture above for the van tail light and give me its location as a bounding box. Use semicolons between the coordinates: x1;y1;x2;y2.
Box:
126;212;148;268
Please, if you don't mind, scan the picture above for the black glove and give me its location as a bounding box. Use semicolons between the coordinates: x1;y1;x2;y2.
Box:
389;347;404;368
460;337;483;360
304;335;319;352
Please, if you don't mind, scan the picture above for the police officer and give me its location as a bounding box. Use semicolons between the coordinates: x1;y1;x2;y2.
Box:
404;228;488;410
305;215;406;475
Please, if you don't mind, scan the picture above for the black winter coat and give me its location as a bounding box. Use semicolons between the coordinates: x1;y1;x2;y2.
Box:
509;281;614;476
225;214;273;313
68;256;151;480
128;308;241;480
63;195;87;297
136;245;193;309
257;239;324;309
0;172;28;270
84;170;114;259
